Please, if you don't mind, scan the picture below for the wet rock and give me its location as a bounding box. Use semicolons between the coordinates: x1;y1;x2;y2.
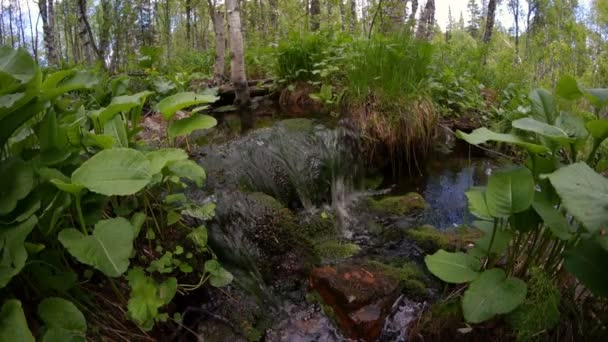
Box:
367;193;427;216
266;303;344;342
309;262;401;341
196;319;248;342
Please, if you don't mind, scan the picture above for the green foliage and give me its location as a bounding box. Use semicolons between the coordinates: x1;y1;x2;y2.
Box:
38;297;87;341
0;300;34;342
462;269;527;324
156;91;218;120
508;268;561;341
0;46;229;335
127;267;177;331
424;250;481;284
426;76;608;327
59;218;135;277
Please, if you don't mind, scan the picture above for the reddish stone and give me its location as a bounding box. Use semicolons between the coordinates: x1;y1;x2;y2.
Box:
309;263;401;341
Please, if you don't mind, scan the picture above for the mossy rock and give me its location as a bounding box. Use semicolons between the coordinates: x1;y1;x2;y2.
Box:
277;118;314;133
314;239;361;261
365;260;428;300
247;192;286;212
298;210;338;238
367;193;427;216
406;225;484;254
405;225;450;254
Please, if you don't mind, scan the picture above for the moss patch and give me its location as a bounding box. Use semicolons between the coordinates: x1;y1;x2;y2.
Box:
365;260;428;299
367;193;427;216
406;225;483;254
306;290;338;323
314;240;361;261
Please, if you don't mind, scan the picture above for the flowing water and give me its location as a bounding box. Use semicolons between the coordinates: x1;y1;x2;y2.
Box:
188;118;495;341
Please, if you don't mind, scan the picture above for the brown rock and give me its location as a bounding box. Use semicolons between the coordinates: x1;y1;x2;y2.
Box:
309;262;401;341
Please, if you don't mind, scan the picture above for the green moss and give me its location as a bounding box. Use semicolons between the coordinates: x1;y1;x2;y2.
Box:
277;118;314;132
306;290;338;323
507;268;561;341
314;239;361;261
248;192;286;212
363;174;384;190
405;225;450;254
298;210;338;238
366;261;428;299
367;193;427;216
253;117;275;130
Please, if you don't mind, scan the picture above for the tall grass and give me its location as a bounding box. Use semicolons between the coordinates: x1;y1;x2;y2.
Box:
345;33;437;170
275;32;330;83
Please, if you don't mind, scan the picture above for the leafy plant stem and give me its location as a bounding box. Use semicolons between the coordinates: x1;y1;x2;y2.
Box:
484;219;499;269
108;277;128;306
180;273;210;292
75;194;88;235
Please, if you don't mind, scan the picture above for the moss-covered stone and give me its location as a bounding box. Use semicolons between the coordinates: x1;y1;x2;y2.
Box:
365;260;428;299
367;193;427;216
298;210;338;238
406;224;483;254
306;290;338;324
247;192;286;212
314;240;361;261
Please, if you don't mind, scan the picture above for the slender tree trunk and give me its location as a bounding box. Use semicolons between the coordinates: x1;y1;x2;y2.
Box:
165;0;171;60
226;0;251;131
39;0;59;66
483;0;497;43
340;0;346;31
26;1;38;59
0;0;4;45
208;0;226;83
8;2;14;47
186;0;192;45
409;0;418;25
17;0;26;48
310;0;321;31
78;0;100;65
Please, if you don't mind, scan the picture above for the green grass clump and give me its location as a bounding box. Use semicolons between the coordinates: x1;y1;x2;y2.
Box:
405;225;450;254
507;268;561;341
275;32;329;83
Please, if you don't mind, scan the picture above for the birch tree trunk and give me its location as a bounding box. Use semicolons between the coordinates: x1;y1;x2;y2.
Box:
39;0;59;66
207;0;226;83
226;0;252;130
483;0;497;43
77;0;100;65
350;0;357;32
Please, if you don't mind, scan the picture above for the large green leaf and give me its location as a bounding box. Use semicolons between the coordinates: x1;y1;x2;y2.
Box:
41;70;98;100
585;88;608;110
204;260;234;287
586;119;608;142
58;217;135;277
555;75;583;100
0;158;34;215
486;167;535;218
165;159;206;187
156;92;219;120
424;250;481;284
0;300;34;342
511;117;574;144
103;115;128;148
529;88;556;124
72;148;151;196
474;221;513;255
146;148;188;175
532;197;572;240
0;46;38;92
544;162;608;233
38;297;86;342
462;268;527;323
127;267;177;331
456;128;549;154
0;216;37;288
0;98;44;148
89;91;153;126
465;188;492;220
564;239;608;297
167;114;217;139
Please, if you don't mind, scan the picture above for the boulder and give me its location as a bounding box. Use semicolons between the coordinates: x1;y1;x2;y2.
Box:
309;262;401;341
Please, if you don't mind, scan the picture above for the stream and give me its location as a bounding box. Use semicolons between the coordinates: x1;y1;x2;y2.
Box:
181;117;495;342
